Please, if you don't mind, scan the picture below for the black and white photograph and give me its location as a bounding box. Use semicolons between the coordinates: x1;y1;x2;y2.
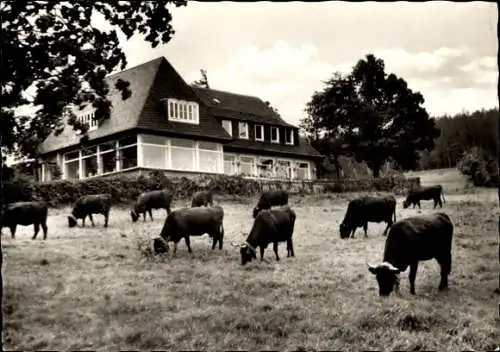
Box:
1;1;498;350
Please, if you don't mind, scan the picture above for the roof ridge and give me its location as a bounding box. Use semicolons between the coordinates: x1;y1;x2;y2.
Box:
106;56;164;80
193;86;263;101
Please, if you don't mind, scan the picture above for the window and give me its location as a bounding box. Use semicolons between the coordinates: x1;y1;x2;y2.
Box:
295;162;310;180
118;136;137;170
238;122;249;139
222;120;232;136
77;111;98;131
64;150;80;180
170;138;195;171
224;155;237;175
285;128;294;145
81;146;98;178
255;125;264;141
167;98;199;124
258;158;274;178
239;156;255;176
276;160;291;179
271;126;279;143
141;134;167;169
99;141;116;174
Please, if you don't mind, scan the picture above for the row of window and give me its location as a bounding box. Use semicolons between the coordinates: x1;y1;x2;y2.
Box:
167;99;200;124
221;120;294;145
223;154;310;180
78;111;98;131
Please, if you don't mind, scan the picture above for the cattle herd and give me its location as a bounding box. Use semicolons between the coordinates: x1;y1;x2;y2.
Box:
1;184;452;297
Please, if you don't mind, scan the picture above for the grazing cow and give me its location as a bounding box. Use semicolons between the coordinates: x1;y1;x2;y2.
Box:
0;201;48;240
367;212;453;296
68;193;112;228
252;189;289;218
233;205;296;265
131;189;173;222
339;195;396;239
191;190;213;207
158;205;224;255
403;185;446;209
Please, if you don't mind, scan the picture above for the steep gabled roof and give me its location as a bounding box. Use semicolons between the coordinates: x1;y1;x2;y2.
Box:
193;87;296;128
38;57;231;155
38;57;163;154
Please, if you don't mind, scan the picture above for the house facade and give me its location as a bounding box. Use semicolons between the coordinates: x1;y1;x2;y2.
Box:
37;57;323;182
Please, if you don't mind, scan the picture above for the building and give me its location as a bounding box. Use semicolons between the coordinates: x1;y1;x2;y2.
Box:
37;56;323;182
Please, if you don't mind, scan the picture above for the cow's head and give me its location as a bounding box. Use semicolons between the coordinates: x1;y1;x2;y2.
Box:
252;207;260;219
67;215;77;228
130;210;139;222
153;237;168;255
232;238;256;265
367;262;401;296
339;222;351;239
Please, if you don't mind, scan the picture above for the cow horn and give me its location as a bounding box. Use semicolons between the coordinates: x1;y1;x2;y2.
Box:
231;241;242;247
382;261;400;272
367;262;377;270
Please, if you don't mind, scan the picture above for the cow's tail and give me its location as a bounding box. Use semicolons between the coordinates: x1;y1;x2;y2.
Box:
441;188;446;204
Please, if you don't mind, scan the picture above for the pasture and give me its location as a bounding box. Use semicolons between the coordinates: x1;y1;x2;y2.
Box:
2;168;499;351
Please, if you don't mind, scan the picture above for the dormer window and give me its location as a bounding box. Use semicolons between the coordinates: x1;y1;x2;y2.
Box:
255;125;264;141
222;120;232;136
167;98;199;124
271;126;279;143
78;111;98;132
285;128;294;145
238;122;249;139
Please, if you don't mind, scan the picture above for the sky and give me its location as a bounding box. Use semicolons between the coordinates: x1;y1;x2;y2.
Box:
93;1;498;128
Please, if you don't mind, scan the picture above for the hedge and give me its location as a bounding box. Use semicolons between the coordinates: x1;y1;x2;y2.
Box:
2;170;421;208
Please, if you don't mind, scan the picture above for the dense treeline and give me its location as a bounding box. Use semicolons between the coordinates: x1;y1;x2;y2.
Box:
418;108;498;186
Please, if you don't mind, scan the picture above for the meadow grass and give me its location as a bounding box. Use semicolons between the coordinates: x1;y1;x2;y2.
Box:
2;169;499;351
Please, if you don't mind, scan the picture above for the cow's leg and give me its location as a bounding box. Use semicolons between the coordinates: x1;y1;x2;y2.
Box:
166;206;171;216
433;199;437;209
383;220;391;236
409;262;419;295
88;213;95;227
218;225;224;250
173;242;178;257
41;222;48;240
10;225;17;239
350;228;356;239
211;233;217;250
32;223;40;240
417;201;421;209
363;222;368;237
287;238;295;257
184;236;193;253
273;242;280;261
143;212;147;222
438;197;443;208
437;254;451;291
260;246;265;261
148;209;153;221
103;211;109;228
82;215;86;227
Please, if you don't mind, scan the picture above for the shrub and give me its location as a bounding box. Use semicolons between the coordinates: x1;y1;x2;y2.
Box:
2;172;420;208
457;147;499;187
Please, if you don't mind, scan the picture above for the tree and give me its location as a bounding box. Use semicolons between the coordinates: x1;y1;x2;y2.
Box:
1;1;187;160
192;69;210;89
300;54;440;177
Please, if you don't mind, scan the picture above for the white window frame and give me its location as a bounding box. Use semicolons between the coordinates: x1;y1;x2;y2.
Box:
285;128;294;145
238;121;249;139
254;124;264;141
167;98;199;125
77;111;98;132
271;126;280;144
222;120;232;136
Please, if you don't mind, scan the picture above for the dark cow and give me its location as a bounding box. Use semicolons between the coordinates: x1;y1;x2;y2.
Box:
233;205;296;265
339;195;396;239
191;190;213;207
367;212;453;296
68;193;112;228
131;189;173;222
158;205;224;255
0;201;48;240
403;185;446;209
252;190;289;218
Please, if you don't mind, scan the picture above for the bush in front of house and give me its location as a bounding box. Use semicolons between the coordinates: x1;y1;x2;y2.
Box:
2;170;420;208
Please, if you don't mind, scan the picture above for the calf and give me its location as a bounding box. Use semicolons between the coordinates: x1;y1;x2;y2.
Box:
131;189;173;222
252;189;289;218
0;201;48;240
339;195;396;239
233;205;296;265
403;185;446;209
191;190;213;207
367;212;453;296
158;205;224;255
68;193;112;228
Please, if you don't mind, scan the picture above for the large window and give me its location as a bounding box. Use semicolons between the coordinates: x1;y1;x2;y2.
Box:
255;125;264;141
118;136;137;170
239;156;255;176
198;141;221;173
258;158;274;178
167;99;199;124
64;151;80;180
276;160;291;179
222;120;232;136
271;126;279;143
99;141;116;174
141;134;167;169
238;122;249;139
295;162;310;180
170;138;195;171
224;155;237;175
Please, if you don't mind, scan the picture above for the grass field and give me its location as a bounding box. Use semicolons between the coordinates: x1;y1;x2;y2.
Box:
2;168;499;351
